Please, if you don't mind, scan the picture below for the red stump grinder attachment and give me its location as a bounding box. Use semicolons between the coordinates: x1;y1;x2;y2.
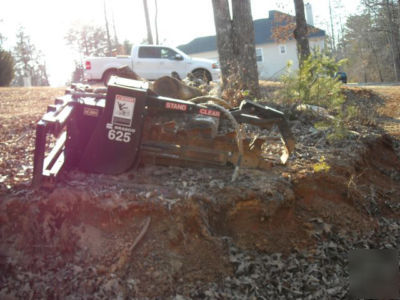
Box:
32;77;295;187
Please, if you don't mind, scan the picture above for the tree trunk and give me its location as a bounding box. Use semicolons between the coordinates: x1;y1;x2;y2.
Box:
293;0;310;66
232;0;260;98
384;0;400;80
368;37;384;82
143;0;154;45
328;0;336;51
211;0;236;87
366;11;384;82
112;9;119;48
211;0;260;98
154;0;159;45
104;0;113;56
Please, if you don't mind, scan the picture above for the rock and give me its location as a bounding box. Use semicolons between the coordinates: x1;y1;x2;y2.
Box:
173;295;186;300
296;104;335;120
209;179;224;189
326;286;342;295
72;265;83;275
235;261;253;276
102;278;120;293
21;282;31;295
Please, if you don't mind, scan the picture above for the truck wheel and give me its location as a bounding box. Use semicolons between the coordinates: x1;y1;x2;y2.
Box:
192;69;212;83
103;69;117;86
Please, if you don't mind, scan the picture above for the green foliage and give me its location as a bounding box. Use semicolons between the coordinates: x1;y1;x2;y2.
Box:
279;51;352;141
242;90;250;97
0;49;14;86
340;104;370;127
0;22;15;86
343;105;359;121
279;51;347;111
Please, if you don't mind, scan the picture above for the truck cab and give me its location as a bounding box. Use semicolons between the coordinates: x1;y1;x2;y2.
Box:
84;45;220;85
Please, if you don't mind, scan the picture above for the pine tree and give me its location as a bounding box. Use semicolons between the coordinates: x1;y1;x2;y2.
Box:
0;30;14;86
65;24;110;58
0;49;14;86
13;27;49;86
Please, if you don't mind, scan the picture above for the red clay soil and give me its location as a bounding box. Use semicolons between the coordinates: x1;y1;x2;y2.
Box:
295;135;400;232
1;86;400;298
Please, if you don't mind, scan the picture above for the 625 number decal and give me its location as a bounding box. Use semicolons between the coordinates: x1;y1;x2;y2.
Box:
108;130;131;143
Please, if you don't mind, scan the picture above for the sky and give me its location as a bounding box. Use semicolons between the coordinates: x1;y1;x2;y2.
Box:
0;0;361;86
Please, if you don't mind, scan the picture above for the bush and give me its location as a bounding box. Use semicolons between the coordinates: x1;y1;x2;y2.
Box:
278;51;350;140
0;50;14;87
279;51;346;110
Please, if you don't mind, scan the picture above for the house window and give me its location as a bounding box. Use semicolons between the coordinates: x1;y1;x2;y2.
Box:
256;48;263;62
279;45;287;55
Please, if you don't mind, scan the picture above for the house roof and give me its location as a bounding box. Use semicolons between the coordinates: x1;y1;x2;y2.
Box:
178;10;325;55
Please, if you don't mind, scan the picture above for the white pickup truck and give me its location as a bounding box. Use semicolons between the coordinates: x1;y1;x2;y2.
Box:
84;45;220;85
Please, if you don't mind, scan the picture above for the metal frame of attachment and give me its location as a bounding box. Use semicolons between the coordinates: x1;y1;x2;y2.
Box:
32;78;295;188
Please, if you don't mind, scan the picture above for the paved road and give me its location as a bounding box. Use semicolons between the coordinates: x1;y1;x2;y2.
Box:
347;82;400;87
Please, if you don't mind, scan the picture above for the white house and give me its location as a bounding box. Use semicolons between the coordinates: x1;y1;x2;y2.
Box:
178;10;326;80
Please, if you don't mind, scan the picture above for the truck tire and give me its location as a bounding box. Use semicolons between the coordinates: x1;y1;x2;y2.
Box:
103;69;117;86
191;69;212;83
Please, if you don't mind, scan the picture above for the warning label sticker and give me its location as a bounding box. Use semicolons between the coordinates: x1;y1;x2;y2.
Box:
83;107;99;117
199;108;220;118
165;102;187;111
112;94;136;126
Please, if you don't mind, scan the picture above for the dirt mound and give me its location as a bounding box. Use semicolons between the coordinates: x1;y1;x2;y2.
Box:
1;86;400;298
0;187;232;298
342;87;385;126
1;134;399;298
297;135;400;220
